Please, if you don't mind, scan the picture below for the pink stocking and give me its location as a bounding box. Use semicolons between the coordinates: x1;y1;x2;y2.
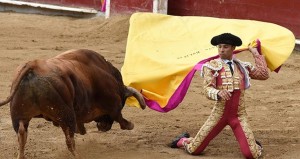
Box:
177;138;189;147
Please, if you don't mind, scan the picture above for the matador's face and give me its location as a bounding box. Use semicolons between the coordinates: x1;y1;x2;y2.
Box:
217;44;235;60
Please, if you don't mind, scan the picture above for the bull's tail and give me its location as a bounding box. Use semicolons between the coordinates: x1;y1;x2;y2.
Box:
125;86;146;109
0;62;33;106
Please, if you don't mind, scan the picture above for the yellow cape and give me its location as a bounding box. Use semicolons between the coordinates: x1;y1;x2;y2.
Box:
121;13;295;112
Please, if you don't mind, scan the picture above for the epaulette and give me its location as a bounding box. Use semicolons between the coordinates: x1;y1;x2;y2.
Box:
200;59;223;77
206;59;223;71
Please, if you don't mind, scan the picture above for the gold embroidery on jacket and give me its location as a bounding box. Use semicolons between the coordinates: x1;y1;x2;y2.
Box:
219;62;241;92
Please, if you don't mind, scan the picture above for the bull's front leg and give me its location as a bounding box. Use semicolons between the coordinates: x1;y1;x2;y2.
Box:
95;115;114;132
116;114;134;130
76;122;86;135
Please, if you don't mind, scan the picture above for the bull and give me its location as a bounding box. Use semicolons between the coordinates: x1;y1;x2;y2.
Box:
0;49;146;159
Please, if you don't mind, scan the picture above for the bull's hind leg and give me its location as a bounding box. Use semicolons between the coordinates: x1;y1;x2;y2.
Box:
61;126;79;157
14;120;29;159
57;112;81;158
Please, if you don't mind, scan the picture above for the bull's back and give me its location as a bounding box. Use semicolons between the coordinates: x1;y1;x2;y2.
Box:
55;49;125;97
56;49;113;71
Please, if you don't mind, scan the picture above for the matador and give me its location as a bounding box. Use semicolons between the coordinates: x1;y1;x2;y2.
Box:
169;33;269;159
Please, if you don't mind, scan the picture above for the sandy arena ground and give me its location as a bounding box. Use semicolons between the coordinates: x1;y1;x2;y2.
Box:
0;12;299;159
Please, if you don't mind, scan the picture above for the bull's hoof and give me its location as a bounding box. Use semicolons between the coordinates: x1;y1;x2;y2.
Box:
76;129;86;135
76;124;87;135
120;121;134;130
95;115;114;132
17;154;26;159
52;121;59;127
97;122;113;132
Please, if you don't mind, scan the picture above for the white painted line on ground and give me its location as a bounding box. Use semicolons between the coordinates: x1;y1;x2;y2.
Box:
0;0;98;13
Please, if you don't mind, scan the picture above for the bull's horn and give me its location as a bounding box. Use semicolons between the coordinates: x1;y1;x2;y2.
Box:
125;86;146;109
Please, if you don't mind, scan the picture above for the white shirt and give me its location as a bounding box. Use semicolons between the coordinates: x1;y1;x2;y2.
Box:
222;59;235;71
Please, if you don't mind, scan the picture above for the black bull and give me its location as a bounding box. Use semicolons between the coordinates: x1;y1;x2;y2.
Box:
0;49;146;158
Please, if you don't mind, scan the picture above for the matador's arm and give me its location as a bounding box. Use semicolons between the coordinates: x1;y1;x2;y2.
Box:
201;60;222;101
247;47;269;80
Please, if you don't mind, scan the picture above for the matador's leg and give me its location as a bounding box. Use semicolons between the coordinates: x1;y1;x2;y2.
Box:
184;103;227;155
230;116;262;159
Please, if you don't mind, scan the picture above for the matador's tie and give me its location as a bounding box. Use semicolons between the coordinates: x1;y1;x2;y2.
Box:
227;61;234;75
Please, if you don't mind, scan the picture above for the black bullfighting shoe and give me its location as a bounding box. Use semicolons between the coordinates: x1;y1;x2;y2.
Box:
256;140;263;150
255;140;264;158
169;132;190;148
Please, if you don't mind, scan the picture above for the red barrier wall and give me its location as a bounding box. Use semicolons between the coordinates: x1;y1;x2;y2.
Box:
168;0;300;38
19;0;102;10
13;0;299;38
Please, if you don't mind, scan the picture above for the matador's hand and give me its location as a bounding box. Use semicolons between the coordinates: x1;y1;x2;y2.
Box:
248;46;260;55
217;90;232;100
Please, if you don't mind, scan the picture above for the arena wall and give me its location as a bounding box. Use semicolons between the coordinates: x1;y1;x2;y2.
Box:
168;0;300;38
1;0;299;39
109;0;300;39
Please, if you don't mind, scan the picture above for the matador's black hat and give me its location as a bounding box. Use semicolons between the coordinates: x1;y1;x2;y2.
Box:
211;33;242;46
